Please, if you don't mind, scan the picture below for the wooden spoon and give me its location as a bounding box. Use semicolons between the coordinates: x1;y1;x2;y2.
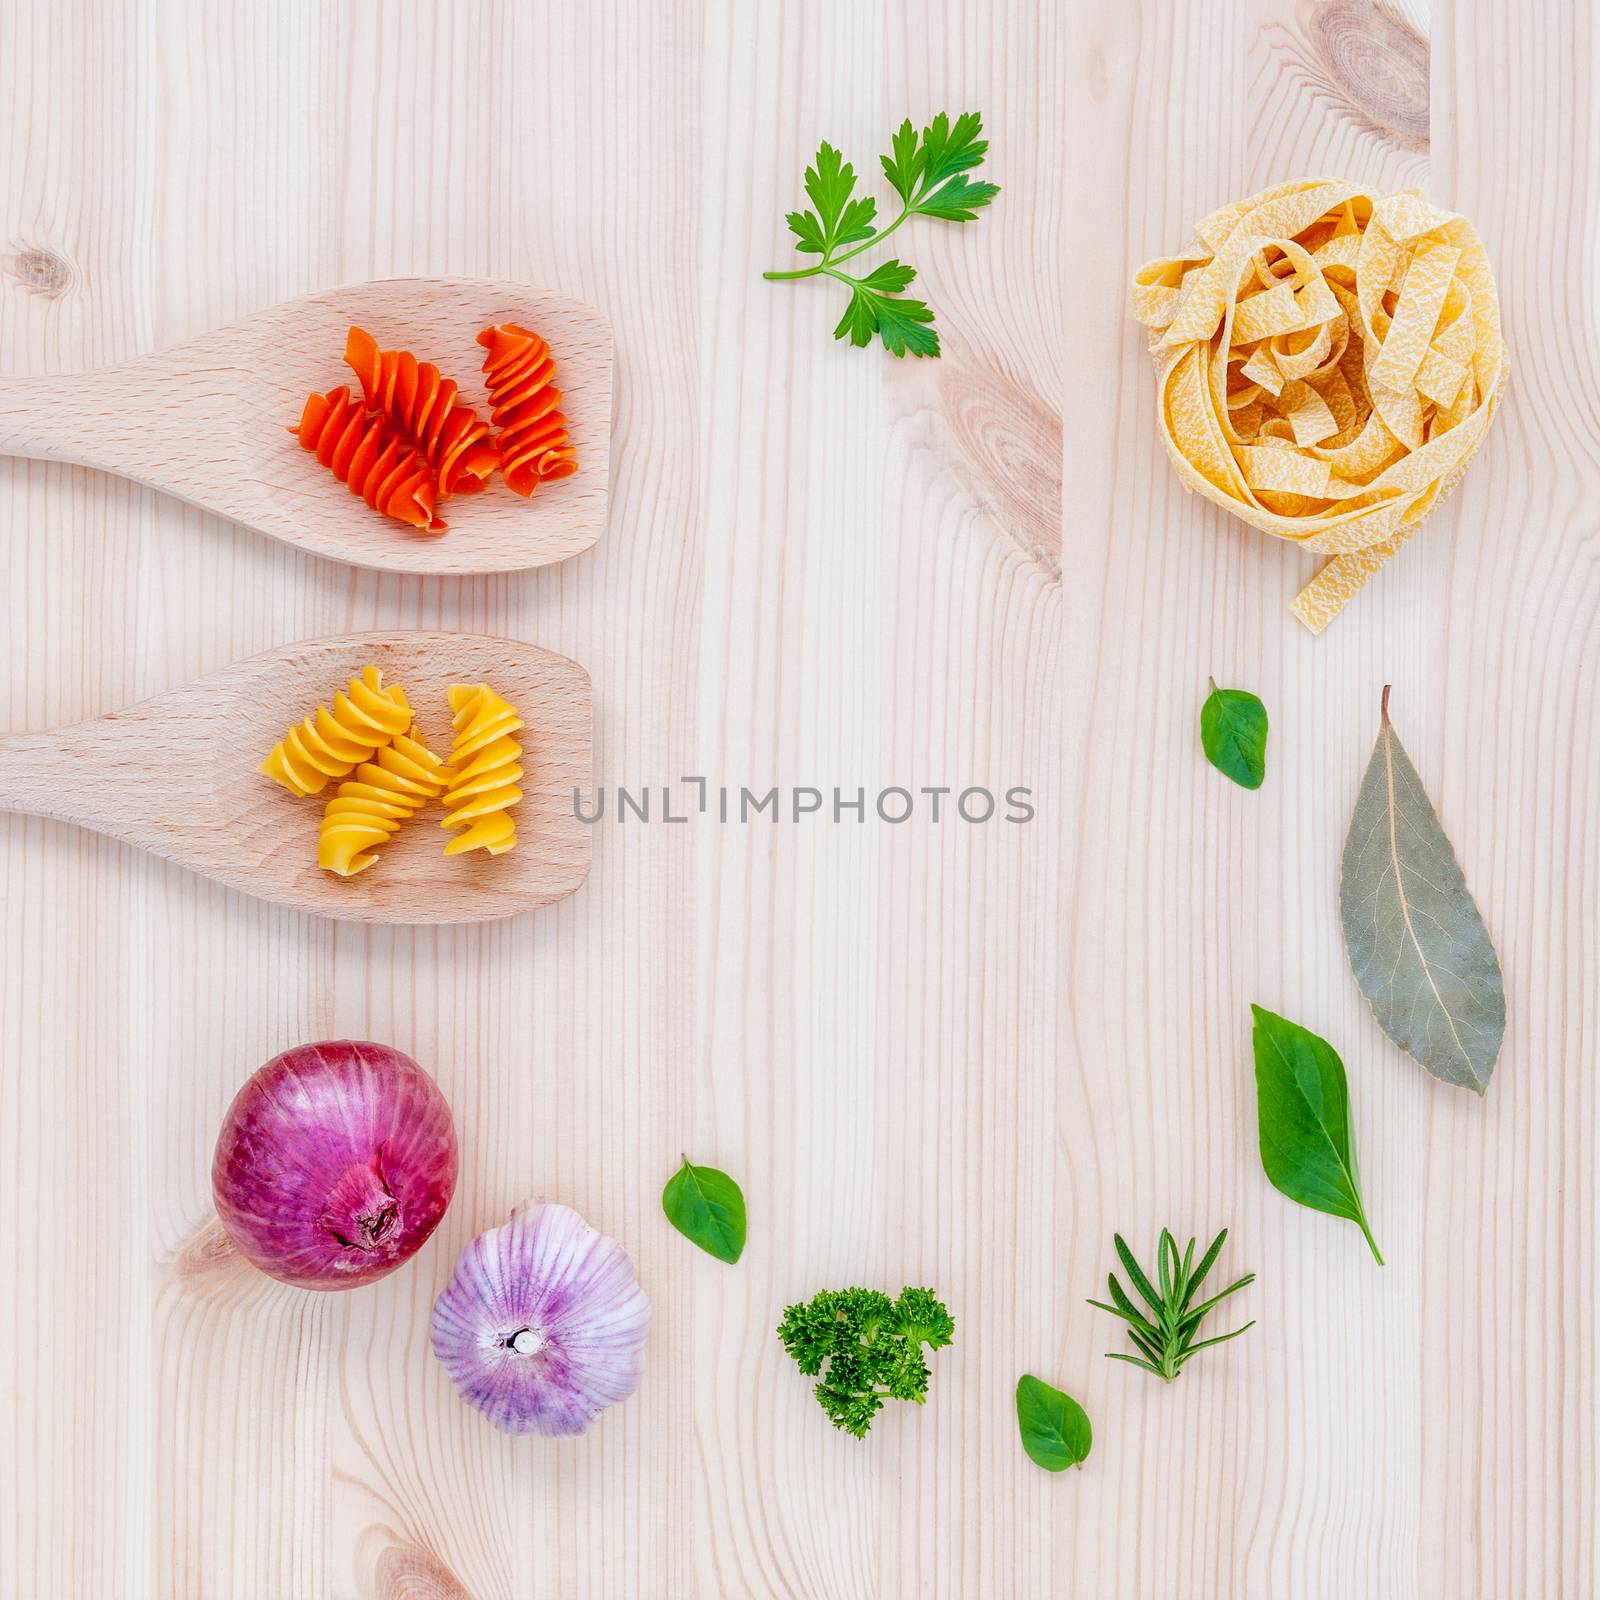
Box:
0;633;592;923
0;278;611;574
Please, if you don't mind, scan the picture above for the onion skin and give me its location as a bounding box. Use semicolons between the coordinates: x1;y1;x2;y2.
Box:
212;1040;457;1290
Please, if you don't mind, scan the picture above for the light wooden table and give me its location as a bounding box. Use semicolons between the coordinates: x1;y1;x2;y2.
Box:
1;2;1594;1596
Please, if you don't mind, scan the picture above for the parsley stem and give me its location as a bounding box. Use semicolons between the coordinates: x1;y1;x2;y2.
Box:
828;205;913;267
761;205;915;281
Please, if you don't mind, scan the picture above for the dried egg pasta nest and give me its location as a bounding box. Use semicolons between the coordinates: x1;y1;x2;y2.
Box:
1131;178;1507;631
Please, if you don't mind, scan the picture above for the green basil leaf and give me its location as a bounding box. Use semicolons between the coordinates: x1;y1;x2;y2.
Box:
662;1158;746;1263
1015;1374;1091;1471
1200;680;1268;789
1339;686;1505;1094
1251;1005;1382;1264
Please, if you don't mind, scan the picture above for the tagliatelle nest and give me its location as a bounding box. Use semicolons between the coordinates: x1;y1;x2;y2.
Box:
1131;178;1507;631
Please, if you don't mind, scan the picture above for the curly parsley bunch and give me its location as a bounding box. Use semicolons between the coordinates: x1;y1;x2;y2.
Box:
777;1285;954;1437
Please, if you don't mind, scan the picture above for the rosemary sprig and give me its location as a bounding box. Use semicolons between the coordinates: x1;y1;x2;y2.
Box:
1088;1228;1255;1380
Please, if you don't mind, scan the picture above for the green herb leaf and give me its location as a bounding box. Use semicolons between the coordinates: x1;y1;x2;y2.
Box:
857;258;918;294
830;268;939;358
916;112;988;187
764;111;998;360
661;1158;747;1263
1200;679;1268;789
800;141;878;254
784;209;827;256
871;293;939;358
1089;1229;1254;1380
831;287;879;348
1339;686;1505;1094
778;1286;953;1437
880;117;923;202
1251;1005;1383;1263
913;176;1001;222
906;112;999;221
1015;1374;1092;1471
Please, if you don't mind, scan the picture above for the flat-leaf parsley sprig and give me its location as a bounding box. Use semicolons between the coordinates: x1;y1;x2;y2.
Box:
763;112;999;359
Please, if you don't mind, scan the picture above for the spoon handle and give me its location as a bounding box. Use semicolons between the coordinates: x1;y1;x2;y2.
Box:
0;709;214;847
0;371;115;466
0;366;231;480
0;726;93;820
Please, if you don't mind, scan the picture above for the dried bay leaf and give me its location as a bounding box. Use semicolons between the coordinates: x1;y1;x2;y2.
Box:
1340;687;1505;1094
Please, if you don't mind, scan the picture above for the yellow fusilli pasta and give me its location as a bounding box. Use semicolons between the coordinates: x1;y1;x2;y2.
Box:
261;666;414;796
317;727;452;877
1131;178;1507;631
440;682;524;857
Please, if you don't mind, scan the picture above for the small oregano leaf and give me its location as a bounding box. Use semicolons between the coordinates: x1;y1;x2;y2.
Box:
662;1158;747;1263
1015;1374;1092;1471
1251;1005;1382;1264
1201;679;1268;789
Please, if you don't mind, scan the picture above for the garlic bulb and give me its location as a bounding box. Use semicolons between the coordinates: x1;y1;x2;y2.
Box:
430;1202;650;1436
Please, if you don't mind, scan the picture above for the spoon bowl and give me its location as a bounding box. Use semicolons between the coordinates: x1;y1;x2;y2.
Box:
0;632;592;922
0;278;611;574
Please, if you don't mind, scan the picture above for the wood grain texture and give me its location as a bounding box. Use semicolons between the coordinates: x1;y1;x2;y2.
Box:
0;0;1594;1597
0;632;592;922
0;278;613;574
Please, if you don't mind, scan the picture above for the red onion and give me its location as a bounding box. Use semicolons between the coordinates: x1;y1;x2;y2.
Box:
212;1040;457;1290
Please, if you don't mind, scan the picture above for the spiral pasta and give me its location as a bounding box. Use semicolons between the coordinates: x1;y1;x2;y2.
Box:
440;682;524;856
476;323;578;495
260;666;414;797
343;327;499;497
1131;178;1507;630
291;385;446;532
317;727;452;877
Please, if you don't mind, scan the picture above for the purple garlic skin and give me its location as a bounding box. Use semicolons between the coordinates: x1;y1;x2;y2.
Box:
431;1202;650;1436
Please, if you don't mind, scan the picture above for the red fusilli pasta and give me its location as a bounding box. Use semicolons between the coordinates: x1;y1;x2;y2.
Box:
290;385;445;532
475;322;578;495
344;326;499;497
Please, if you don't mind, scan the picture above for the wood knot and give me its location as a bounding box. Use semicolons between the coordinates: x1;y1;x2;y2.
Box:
1305;0;1429;152
374;1541;473;1600
166;1215;243;1283
931;360;1062;577
5;245;75;299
